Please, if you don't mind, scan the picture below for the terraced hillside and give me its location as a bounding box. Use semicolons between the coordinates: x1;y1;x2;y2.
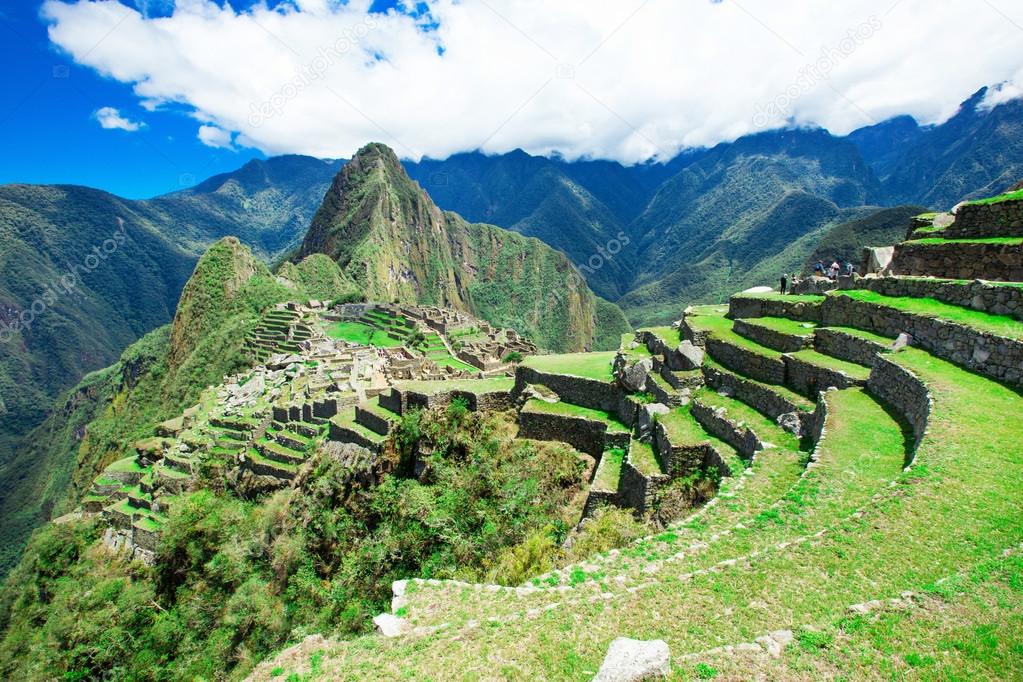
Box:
246;191;1023;680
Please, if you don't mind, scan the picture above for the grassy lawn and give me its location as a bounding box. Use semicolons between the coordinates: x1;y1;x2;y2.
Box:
325;321;403;347
432;356;480;373
694;388;802;451
592;448;624;491
962;188;1023;205
732;293;826;303
740;316;817;336
639;326;681;347
522;399;629;434
105;456;147;473
905;236;1023;245
686;307;784;360
628;440;662;477
521;351;616;381
396;377;514;395
835;290;1023;340
787;348;873;381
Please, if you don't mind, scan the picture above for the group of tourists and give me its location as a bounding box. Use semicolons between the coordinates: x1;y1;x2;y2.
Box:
778;258;856;295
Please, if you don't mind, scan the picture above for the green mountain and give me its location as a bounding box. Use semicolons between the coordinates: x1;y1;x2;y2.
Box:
0;238;298;575
617;129;882;324
147;155;343;260
298;142;630;353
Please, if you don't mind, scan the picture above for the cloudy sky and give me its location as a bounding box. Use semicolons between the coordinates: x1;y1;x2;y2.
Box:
1;0;1022;197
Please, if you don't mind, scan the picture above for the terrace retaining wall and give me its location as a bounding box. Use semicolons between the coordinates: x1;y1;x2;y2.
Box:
867;356;931;457
783;354;865;397
705;338;787;385
727;296;823;323
813;328;886;367
517;408;613;458
733;319;813;353
946;199;1023;238
690;400;762;458
513;366;622;414
853;276;1023;321
889;241;1023;281
822;294;1023;389
702;364;815;437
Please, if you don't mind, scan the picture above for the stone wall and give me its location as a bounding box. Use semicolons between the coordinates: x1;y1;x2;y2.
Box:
706;338;787;385
733;319;813;353
690;399;762;458
701;364;815;437
517;408;612;458
890;242;1023;281
946;199;1023;238
583;489;619;518
727;295;823;323
654;422;716;478
513;366;623;414
813;328;886;367
867;356;930;458
356;406;392;436
853;276;1023;321
617;460;667;517
822;294;1023;389
783;354;865;396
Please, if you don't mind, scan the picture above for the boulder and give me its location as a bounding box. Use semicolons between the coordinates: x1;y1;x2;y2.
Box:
861;246;895;275
619;358;653;393
372;613;408;638
674;340;704;370
891;332;913;352
776;411;802;436
592;637;670;681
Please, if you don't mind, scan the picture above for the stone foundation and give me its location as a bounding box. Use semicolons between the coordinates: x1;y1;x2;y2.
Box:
946;198;1023;238
889;241;1023;281
727;295;823;323
705;338;787;385
813;328;886;367
733;319;814;353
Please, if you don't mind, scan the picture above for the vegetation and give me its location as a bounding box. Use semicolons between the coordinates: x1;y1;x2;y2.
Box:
0;404;591;680
520;351;616;381
836;290;1023;339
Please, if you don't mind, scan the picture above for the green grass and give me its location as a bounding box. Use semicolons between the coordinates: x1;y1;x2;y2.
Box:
324;321;403;347
432;356;480;373
396;377;514;395
905;236;1023;245
820;325;894;345
640;326;681;348
658;404;715;445
693;388;802;451
962;188;1023;205
739;316;817;336
521;352;616;381
732;293;825;303
105;457;146;473
787;349;873;381
685;308;784;360
627;440;662;477
835;290;1023;340
522;399;629;434
592;449;624;491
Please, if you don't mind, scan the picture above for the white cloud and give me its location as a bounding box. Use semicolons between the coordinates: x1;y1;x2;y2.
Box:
94;106;142;131
47;0;1023;163
197;124;234;149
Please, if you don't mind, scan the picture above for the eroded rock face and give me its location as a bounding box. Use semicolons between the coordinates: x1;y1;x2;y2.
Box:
592;637;670;681
776;411;802;436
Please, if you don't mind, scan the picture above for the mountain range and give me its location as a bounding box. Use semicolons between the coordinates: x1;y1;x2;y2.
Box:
1;87;1022;575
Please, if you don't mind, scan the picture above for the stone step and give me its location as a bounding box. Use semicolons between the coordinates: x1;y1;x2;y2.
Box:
241;448;297;481
256;438;307;465
329;409;387;451
270;428;311;452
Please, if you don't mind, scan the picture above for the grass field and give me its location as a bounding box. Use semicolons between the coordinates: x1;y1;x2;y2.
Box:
521;351;616;381
325;321;403;347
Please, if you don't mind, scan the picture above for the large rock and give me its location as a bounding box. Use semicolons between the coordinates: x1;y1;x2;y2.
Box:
372;613;408;638
637;403;670;442
674;340;704;370
619;358;653;392
592;638;670;681
861;246;895;275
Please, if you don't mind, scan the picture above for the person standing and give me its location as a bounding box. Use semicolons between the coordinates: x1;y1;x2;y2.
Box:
780;273;788;295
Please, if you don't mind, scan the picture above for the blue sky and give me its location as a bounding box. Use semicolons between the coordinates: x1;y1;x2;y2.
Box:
0;2;273;198
1;0;1021;199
